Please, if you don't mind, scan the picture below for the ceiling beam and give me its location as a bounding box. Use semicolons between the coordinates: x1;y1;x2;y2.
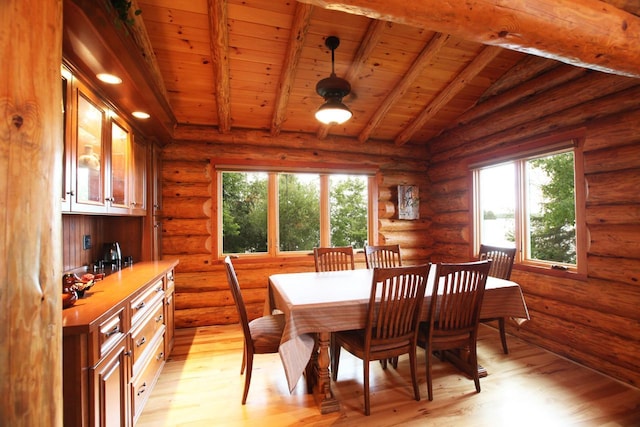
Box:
208;0;231;133
395;45;502;145
297;0;640;78
358;32;449;143
271;3;314;136
316;19;390;139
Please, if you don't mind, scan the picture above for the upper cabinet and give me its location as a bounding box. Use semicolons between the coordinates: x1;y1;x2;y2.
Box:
62;66;147;216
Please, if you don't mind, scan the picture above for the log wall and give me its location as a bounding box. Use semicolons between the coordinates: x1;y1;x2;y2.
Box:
427;74;640;388
161;132;431;327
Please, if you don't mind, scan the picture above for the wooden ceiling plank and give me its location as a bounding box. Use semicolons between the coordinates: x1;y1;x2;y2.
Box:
479;55;559;101
271;3;314;136
298;0;640;78
395;45;502;145
358;32;449;143
208;0;231;133
316;18;389;138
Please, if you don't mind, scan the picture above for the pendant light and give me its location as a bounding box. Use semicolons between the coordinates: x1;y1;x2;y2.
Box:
315;36;352;125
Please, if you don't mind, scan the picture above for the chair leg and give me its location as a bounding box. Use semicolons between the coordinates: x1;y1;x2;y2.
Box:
425;346;433;401
409;349;420;401
240;343;246;375
363;359;371;416
470;343;481;394
498;317;509;354
242;351;253;404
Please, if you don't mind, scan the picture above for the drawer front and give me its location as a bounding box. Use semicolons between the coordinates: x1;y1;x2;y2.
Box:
131;333;165;424
130;301;165;369
130;279;164;327
97;308;126;362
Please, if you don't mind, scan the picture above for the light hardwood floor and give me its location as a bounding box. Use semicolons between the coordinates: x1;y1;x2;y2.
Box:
138;324;640;426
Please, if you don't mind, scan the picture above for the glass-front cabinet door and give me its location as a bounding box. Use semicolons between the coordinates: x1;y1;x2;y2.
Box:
72;85;106;213
108;118;131;214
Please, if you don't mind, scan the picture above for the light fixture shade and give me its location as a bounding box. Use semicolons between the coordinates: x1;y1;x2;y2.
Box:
315;98;352;125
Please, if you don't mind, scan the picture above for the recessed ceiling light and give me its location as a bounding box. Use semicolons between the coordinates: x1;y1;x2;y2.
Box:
132;111;150;119
96;73;122;84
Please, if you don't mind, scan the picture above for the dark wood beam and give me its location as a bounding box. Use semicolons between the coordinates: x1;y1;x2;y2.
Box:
358;32;449;143
298;0;640;78
271;3;314;136
208;0;231;133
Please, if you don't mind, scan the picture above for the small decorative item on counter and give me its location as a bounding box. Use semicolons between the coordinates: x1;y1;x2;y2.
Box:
62;290;78;309
62;272;103;299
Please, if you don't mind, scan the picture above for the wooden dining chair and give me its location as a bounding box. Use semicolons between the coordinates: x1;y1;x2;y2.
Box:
223;256;285;404
364;244;403;369
313;246;355;272
418;260;491;401
331;264;430;415
364;244;402;269
479;244;517;354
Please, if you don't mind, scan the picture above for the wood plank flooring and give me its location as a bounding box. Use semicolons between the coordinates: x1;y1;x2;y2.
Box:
137;325;640;426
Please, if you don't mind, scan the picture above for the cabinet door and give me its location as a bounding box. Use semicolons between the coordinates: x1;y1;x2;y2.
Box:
61;66;73;212
107;119;131;214
90;338;130;427
130;136;147;215
72;85;107;213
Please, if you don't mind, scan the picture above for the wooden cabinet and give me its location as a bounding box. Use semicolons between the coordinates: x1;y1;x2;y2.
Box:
61;67;147;216
63;260;179;427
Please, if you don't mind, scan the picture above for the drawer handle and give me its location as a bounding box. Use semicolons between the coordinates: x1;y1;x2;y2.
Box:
136;337;146;347
104;326;120;338
155;314;163;323
137;382;147;396
135;301;146;310
155;286;163;293
156;352;164;361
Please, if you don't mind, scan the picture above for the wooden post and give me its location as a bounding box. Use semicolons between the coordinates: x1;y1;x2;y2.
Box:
0;1;63;425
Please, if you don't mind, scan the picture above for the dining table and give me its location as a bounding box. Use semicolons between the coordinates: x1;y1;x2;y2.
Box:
266;265;530;414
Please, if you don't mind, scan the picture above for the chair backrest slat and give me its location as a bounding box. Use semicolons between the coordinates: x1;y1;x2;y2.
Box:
479;244;516;280
314;246;355;272
364;244;402;269
368;265;430;344
430;261;491;332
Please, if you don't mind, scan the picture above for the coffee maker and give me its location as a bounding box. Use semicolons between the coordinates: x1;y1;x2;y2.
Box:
102;242;122;267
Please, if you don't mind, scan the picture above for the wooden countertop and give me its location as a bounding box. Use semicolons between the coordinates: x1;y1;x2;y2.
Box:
62;259;179;335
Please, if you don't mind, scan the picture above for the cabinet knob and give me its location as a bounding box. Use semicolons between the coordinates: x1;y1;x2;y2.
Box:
66;190;75;196
105;196;115;202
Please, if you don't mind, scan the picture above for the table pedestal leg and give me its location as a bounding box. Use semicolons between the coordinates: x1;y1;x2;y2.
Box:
443;348;488;378
313;331;340;413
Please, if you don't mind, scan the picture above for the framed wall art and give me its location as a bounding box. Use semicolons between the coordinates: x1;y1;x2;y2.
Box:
398;185;419;220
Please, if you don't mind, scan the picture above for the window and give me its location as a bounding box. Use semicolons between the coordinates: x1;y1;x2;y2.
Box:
217;163;374;257
473;143;585;273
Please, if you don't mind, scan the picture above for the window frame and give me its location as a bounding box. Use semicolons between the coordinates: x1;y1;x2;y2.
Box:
212;158;379;260
470;134;587;278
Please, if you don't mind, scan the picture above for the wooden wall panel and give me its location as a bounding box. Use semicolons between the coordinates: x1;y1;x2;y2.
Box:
161;134;432;330
428;76;640;389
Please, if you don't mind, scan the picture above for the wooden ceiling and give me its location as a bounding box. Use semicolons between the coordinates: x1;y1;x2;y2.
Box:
64;0;640;146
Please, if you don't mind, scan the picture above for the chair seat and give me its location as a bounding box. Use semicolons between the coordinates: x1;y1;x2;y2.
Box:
249;314;285;353
336;329;413;358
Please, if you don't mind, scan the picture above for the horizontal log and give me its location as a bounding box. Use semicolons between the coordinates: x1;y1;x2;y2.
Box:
428;243;471;262
175;304;266;328
586;169;640;205
428;162;468;183
173;254;216;273
431;84;640;165
584;109;640;152
431;73;638;156
524;294;638;339
431;211;469;226
161;160;211;183
430;224;470;245
175;287;267;310
588;224;640;259
430;191;469;213
378;200;395;219
431;176;468;195
163;235;211;255
587;255;640;286
162;181;211;198
379;232;433;249
162;218;211;236
378;218;431;232
515;314;640;387
162;196;210;219
585;204;640;226
583;142;640;175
